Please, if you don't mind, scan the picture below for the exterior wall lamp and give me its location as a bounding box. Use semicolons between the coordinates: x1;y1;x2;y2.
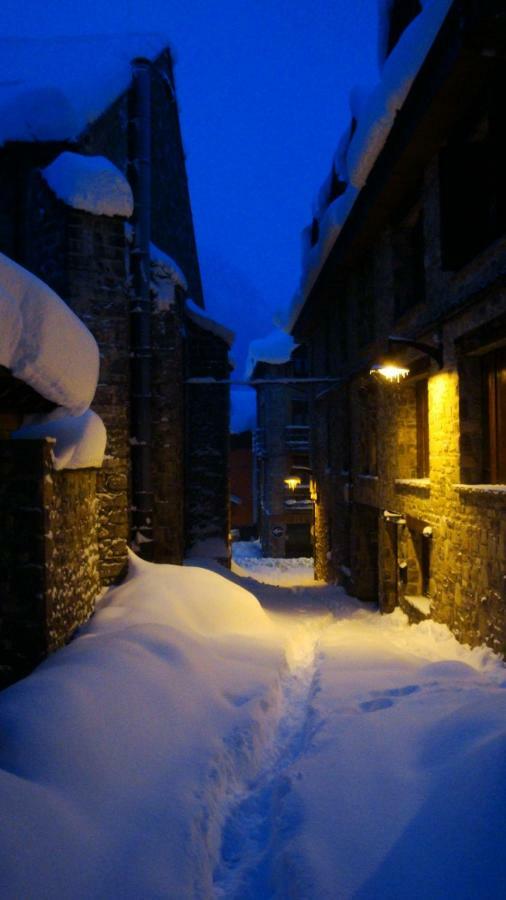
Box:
284;475;302;491
370;335;443;381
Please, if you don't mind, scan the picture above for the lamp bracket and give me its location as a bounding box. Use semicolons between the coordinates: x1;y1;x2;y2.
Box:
388;335;443;369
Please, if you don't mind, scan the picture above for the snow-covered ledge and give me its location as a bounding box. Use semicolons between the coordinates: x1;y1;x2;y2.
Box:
13;409;107;470
395;478;431;490
455;484;506;498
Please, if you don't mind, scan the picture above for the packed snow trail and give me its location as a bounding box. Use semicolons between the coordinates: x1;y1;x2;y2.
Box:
214;611;331;898
207;545;506;900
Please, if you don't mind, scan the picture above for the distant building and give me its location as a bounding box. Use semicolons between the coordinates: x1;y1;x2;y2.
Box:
0;37;232;685
230;430;256;539
248;332;313;558
289;0;506;653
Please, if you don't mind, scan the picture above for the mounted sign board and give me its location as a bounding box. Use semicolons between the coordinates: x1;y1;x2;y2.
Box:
271;526;284;537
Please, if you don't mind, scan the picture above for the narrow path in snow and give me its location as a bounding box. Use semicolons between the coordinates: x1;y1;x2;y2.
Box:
213;610;330;899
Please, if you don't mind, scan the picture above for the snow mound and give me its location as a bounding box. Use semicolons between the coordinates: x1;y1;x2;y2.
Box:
0;252;99;414
42;152;133;218
185;298;235;347
0;553;284;898
13;408;107;470
0;34;170;145
245;329;297;379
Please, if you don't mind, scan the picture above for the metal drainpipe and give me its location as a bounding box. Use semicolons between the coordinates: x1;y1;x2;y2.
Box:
128;57;153;559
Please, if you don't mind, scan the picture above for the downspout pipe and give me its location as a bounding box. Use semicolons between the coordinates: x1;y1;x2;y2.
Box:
128;57;153;559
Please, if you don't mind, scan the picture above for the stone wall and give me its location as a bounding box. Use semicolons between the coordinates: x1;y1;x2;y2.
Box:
304;122;506;655
184;318;231;563
0;439;100;688
24;176;131;584
80;50;204;307
151;296;185;564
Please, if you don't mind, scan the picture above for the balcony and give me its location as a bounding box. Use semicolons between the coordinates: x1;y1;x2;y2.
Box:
285;425;310;451
284;481;312;510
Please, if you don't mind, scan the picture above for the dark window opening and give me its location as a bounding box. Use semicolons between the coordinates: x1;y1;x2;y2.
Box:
386;0;422;58
393;204;425;317
440;86;506;270
483;347;506;483
292;347;308;377
355;257;375;347
291;398;309;426
328;168;346;204
310;217;319;247
416;379;429;477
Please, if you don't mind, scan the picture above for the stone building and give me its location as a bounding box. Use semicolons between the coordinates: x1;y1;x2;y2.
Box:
0;37;232;685
289;0;506;653
249;332;313;558
230;430;256;539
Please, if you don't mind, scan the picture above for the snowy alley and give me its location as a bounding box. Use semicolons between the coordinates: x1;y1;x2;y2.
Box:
0;543;505;899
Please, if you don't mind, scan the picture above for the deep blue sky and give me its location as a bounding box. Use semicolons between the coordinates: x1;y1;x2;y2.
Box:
0;0;380;429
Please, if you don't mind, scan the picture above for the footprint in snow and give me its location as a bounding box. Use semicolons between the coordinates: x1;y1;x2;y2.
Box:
360;684;421;713
360;698;394;713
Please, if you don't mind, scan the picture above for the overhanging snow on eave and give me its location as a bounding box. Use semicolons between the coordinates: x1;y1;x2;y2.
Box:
289;0;466;339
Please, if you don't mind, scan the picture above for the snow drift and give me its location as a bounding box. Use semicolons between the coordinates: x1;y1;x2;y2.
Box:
0;551;505;898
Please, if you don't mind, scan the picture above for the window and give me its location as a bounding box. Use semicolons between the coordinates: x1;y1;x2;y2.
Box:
440;86;506;270
291;398;309;426
397;378;429;479
392;203;425;318
483;347;506;483
355;257;375;348
292;347;308;377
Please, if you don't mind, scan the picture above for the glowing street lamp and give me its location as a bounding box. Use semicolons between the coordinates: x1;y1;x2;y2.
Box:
370;362;409;382
284;475;301;491
371;335;443;382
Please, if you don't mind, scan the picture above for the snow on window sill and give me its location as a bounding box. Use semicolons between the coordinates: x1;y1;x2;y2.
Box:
455;483;506;498
357;474;378;481
404;594;432;617
395;478;430;491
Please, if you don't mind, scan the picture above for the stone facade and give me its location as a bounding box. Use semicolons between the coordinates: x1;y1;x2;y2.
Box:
292;1;506;653
0;440;100;688
0;45;231;683
253;351;313;558
230;431;255;537
184;316;232;564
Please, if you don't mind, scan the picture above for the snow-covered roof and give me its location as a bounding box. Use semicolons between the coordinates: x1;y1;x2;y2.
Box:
0;252;99;415
287;0;453;332
42;152;134;218
13;408;107;470
0;34;170;146
245;329;297;380
185;298;235;348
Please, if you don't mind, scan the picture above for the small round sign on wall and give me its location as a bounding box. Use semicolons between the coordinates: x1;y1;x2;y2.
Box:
271;526;284;537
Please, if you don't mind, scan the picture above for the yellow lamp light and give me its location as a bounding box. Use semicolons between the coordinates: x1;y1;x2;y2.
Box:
284;475;301;491
370;362;409;382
